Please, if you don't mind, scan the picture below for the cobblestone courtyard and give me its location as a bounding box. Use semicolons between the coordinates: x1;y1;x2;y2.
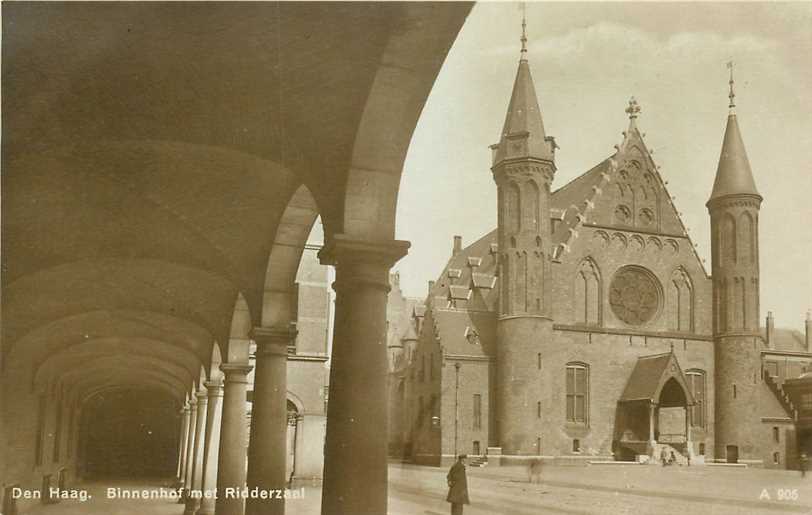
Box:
18;463;812;515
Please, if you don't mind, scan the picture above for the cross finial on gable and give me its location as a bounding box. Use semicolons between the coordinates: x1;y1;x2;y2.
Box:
625;97;641;120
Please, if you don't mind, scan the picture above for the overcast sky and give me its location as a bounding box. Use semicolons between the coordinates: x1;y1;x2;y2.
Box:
390;2;812;331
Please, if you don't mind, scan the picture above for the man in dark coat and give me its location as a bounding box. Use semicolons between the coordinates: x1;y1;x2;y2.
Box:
446;454;470;515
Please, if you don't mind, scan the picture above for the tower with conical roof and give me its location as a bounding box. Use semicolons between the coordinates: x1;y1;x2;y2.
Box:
491;16;557;455
708;66;763;463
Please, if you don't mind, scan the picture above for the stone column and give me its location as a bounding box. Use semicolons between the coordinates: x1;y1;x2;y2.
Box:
185;389;209;515
246;326;295;515
319;235;409;515
647;402;657;459
183;396;199;500
196;379;224;515
177;404;191;486
685;405;693;452
215;363;253;515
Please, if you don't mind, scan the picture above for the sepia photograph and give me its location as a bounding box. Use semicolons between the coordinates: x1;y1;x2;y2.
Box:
1;2;811;515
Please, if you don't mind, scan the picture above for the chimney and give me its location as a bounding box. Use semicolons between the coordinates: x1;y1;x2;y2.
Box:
806;310;811;352
452;235;462;256
766;311;775;349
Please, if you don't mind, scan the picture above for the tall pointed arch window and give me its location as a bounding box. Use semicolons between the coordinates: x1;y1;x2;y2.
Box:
506;182;521;234
566;363;589;425
669;268;694;332
529;180;541;233
720;214;737;264
685;369;706;428
574;258;601;325
739;212;755;265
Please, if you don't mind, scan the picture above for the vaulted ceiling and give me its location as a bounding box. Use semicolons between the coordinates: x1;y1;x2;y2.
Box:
2;2;472;404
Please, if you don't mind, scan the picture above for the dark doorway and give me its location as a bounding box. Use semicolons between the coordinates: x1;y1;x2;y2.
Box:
473;441;481;455
80;389;179;479
726;445;739;464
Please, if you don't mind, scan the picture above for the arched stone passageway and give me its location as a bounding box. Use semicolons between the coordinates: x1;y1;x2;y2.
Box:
1;3;473;515
80;390;180;480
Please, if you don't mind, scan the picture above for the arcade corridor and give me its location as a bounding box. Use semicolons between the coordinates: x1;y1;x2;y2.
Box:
1;3;473;515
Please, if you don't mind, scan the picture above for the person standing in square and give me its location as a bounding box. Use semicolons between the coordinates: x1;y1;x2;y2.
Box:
446;454;470;514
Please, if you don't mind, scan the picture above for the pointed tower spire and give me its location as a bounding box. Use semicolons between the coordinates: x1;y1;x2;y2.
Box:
707;65;760;204
490;7;557;456
708;64;764;468
491;10;556;166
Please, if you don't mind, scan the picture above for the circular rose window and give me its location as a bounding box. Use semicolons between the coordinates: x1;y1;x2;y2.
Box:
609;266;661;325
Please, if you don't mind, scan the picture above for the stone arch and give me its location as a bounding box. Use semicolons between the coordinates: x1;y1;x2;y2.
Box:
286;391;306;415
593;230;610;249
611;232;628;250
341;5;472;241
573;257;602;326
223;292;253;363
630;234;645;252
209;341;224;383
262;184;321;329
646;236;663;254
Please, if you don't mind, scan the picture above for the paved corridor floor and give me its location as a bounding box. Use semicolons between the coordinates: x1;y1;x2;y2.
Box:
16;464;812;515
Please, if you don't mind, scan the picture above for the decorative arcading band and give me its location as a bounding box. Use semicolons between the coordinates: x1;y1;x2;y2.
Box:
707;193;762;211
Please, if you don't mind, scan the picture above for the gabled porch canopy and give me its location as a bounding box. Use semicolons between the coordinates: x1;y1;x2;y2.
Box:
620;352;695;407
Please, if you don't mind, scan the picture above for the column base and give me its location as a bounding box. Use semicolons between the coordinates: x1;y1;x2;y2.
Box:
183;499;200;515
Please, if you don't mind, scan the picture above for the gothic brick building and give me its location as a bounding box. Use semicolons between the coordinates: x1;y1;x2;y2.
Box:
390;35;812;469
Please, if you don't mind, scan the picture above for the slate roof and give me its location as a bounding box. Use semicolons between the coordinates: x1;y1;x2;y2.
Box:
708;113;760;203
620;352;694;404
430;309;497;357
761;327;808;353
492;57;554;163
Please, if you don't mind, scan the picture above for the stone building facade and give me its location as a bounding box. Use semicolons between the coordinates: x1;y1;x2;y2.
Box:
390;40;812;469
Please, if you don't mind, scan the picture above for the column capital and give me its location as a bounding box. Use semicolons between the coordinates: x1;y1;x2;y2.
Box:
196;389;209;402
204;379;224;397
219;363;253;384
319;235;410;291
252;326;296;356
318;234;410;268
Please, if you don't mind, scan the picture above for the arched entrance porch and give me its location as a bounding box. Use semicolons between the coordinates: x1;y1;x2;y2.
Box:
614;353;695;463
